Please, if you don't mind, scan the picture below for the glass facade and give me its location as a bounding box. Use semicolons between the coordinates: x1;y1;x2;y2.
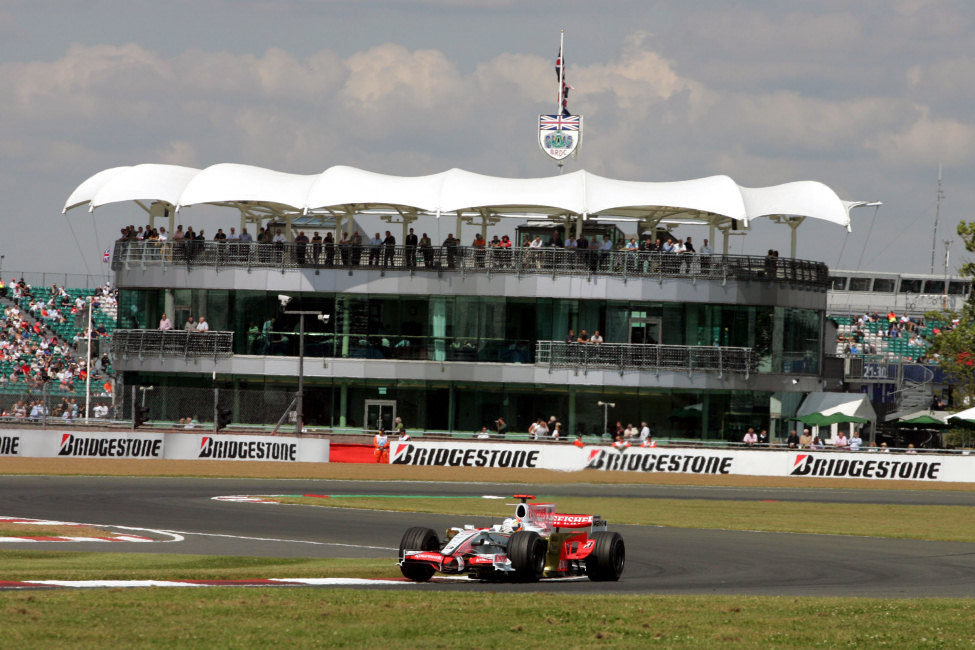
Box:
126;371;777;441
118;289;822;374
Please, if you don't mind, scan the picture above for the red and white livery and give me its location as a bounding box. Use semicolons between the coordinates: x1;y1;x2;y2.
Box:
397;495;625;582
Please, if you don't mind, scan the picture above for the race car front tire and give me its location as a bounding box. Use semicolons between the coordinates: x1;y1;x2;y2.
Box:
586;531;625;581
399;526;440;582
508;530;545;581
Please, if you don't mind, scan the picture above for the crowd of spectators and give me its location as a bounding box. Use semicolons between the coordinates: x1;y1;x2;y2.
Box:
0;279;115;398
833;309;948;362
117;221;726;275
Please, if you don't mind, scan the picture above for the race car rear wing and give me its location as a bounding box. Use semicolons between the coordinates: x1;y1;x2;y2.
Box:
551;513;607;530
515;501;607;533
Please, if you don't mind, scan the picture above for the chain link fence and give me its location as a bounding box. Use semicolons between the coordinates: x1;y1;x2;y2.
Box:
119;384;298;430
0;384;116;424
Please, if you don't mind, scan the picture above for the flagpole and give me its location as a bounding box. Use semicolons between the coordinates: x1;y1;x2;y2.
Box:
557;29;565;174
557;29;565;117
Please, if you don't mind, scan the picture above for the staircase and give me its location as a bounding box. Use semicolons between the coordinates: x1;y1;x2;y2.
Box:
893;363;935;412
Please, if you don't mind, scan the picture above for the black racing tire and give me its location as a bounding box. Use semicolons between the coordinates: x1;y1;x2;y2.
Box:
508;530;546;582
586;531;625;582
399;526;440;582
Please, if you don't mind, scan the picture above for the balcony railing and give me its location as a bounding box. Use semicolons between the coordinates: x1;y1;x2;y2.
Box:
536;340;756;377
111;329;234;361
111;241;830;288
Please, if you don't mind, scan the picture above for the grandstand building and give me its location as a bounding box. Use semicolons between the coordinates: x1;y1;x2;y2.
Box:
64;164;875;440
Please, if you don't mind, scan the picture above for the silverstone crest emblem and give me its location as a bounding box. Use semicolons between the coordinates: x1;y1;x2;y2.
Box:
538;114;582;161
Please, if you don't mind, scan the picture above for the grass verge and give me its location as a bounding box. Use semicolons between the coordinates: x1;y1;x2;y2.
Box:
2;590;974;647
0;524;121;538
272;495;975;542
0;551;394;581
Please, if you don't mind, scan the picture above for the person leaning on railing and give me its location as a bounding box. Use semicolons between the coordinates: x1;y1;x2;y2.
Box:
419;233;434;268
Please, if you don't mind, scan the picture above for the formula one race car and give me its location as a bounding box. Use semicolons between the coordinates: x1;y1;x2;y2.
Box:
397;495;625;582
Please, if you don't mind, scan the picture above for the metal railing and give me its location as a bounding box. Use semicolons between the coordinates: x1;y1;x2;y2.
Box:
111;329;234;360
536;340;756;376
111;241;830;288
1;271;112;290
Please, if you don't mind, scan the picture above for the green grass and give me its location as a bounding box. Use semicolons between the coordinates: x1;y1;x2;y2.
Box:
2;590;974;648
0;551;394;581
274;495;975;542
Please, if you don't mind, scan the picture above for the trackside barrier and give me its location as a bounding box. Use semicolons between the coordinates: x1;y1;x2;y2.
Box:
0;430;328;462
388;440;975;483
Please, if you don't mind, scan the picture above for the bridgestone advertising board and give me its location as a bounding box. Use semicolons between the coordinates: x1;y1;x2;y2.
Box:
389;440;975;483
0;429;329;463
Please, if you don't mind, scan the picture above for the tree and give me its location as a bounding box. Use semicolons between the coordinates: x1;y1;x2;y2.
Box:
925;220;975;405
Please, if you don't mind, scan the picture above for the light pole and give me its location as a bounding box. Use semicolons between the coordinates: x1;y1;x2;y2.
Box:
279;295;329;435
597;400;615;438
84;296;92;420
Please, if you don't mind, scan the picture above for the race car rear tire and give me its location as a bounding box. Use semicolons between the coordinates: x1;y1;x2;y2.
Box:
586;531;625;582
399;526;440;582
508;530;545;582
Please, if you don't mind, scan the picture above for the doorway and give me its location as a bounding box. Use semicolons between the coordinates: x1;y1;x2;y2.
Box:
629;312;661;344
364;399;397;433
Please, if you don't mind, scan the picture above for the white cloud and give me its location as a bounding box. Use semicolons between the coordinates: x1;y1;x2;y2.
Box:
870;109;975;167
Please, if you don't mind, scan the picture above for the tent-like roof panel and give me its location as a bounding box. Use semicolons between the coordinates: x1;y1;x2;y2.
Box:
90;164;202;211
306;166;447;213
740;181;850;228
63;162;865;231
585;173;747;221
63;166;133;213
178;163;317;211
438;168;586;214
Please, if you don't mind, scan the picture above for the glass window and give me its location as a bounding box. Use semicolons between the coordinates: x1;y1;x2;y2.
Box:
871;278;895;292
848;277;871;291
899;278;922;293
781;308;820;374
829;276;848;290
949;281;969;296
923;280;945;293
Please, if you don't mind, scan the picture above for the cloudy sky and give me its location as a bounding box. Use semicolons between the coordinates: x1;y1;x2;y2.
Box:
2;0;973;280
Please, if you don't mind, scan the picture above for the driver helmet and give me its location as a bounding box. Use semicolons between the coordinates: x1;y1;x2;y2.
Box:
500;517;522;533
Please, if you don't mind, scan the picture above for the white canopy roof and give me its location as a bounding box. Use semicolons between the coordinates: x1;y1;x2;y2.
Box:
63;163;863;229
947;406;975;423
797;392;877;421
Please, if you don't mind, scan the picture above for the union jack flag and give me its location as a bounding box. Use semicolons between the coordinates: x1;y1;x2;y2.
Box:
102;249;110;263
539;114;581;131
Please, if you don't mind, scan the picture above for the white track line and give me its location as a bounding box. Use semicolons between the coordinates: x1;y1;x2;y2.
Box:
158;529;397;551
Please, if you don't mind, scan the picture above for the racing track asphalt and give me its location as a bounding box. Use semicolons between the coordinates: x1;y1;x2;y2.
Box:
2;475;975;596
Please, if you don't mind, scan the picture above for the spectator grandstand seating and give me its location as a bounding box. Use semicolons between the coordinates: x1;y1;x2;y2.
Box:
0;281;117;405
830;314;941;362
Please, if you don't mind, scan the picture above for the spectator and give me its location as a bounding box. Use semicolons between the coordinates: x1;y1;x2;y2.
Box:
373;427;389;463
849;430;863;451
786;429;800;448
196;316;209;332
742;427;758;447
494;416;508;439
799;428;812;448
834;431;849;449
158;313;172;331
758;429;769;446
183;316;195;331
